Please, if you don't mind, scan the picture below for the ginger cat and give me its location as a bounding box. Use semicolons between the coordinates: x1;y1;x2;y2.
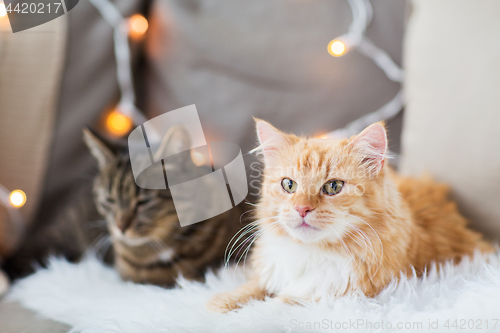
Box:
206;120;492;313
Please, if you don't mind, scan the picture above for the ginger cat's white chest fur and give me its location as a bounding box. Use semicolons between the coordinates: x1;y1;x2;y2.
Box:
255;233;356;300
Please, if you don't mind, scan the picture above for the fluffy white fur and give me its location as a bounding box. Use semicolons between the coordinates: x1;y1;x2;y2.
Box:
257;232;355;299
6;250;500;333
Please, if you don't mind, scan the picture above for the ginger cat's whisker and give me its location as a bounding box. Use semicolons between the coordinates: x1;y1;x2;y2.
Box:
225;217;278;268
344;213;384;272
244;201;281;213
341;221;376;256
224;221;261;264
238;222;280;266
326;226;361;273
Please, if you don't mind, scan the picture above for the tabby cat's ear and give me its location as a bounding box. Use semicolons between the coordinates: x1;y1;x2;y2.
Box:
83;128;115;170
254;118;289;164
154;125;191;161
350;122;387;176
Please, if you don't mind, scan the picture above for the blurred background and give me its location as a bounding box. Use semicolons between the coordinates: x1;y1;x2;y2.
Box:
0;0;407;257
0;0;499;331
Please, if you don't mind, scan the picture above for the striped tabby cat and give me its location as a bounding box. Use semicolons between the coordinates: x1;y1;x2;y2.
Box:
83;127;244;286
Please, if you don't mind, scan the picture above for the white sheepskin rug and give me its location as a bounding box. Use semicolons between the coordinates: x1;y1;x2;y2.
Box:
6;251;500;333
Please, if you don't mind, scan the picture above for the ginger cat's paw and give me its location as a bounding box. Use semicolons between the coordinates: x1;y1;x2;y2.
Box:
206;278;267;313
206;292;243;313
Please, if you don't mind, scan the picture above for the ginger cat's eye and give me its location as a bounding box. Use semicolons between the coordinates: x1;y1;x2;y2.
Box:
322;180;344;195
281;178;298;193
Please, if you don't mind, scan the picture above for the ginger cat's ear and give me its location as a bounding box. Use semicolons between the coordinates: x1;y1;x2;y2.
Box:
350;122;387;176
254;119;289;164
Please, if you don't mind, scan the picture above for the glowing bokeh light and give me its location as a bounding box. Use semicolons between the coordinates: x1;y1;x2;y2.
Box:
106;110;133;137
129;14;148;40
9;190;26;208
328;40;346;57
315;132;329;139
0;3;7;18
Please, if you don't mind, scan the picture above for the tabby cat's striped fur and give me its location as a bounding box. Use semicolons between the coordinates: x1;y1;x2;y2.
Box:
84;128;244;286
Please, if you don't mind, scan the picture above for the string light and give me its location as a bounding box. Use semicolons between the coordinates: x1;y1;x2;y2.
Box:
0;0;149;230
9;190;26;208
326;0;404;141
328;40;346;57
88;0;148;130
89;0;402;151
128;14;148;40
106;108;133;136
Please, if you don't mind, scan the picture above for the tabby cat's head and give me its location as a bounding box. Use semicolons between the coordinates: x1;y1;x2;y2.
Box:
83;127;194;246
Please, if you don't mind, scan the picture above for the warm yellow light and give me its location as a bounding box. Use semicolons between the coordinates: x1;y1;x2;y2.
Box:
191;151;206;166
9;190;26;208
328;40;346;57
0;3;7;18
106;110;133;137
315;132;329;139
129;14;148;40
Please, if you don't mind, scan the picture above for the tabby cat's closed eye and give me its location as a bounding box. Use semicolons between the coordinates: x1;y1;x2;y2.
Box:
136;198;152;206
101;197;115;208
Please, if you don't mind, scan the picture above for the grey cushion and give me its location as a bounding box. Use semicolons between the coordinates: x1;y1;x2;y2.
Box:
145;0;406;156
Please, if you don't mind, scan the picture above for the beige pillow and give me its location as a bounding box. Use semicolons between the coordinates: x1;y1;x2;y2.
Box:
0;17;66;255
401;0;500;239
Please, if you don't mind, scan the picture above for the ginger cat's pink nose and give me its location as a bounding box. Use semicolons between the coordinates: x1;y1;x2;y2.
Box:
295;206;314;217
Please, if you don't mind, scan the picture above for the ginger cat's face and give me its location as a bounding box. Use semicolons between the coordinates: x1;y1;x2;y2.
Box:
256;120;388;245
